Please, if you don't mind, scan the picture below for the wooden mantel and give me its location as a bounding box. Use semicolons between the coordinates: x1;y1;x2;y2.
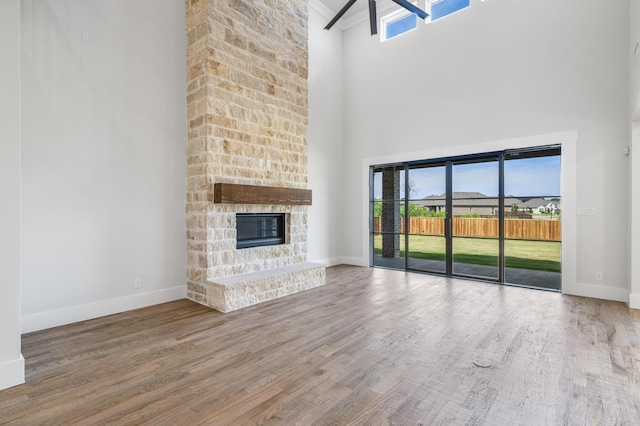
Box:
213;183;312;205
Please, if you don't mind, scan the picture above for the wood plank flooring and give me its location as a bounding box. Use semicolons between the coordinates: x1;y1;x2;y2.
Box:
1;265;639;425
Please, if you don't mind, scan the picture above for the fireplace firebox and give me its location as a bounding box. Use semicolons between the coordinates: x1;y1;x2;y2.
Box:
236;213;285;249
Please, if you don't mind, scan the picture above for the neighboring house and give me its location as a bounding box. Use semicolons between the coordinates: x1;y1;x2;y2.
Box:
520;198;560;214
416;192;524;217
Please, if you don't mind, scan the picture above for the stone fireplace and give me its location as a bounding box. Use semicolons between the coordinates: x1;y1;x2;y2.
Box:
185;0;325;312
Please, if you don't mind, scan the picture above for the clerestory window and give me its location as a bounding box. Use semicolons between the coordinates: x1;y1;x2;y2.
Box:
429;0;470;22
381;3;418;41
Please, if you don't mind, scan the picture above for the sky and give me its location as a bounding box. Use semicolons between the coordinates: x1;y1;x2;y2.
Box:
386;14;417;39
431;0;470;21
374;156;561;199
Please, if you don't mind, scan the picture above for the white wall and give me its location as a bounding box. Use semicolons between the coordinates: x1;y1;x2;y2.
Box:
340;0;630;301
632;0;640;120
0;0;25;390
631;0;640;309
308;4;345;266
20;0;188;332
631;123;640;308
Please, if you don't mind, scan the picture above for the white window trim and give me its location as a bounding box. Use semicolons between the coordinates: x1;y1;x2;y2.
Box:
359;131;579;298
380;2;420;42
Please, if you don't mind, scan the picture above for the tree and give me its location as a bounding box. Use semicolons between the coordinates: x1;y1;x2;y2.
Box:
373;201;382;217
461;212;480;218
407;178;418;198
400;203;430;217
374;201;445;219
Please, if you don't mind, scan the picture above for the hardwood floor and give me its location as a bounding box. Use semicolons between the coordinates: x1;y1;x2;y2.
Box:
1;265;639;425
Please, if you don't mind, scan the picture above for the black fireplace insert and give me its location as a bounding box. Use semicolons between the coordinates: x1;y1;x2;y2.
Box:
236;213;285;249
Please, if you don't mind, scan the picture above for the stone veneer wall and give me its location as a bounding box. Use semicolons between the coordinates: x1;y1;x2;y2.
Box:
382;169;400;258
185;0;314;307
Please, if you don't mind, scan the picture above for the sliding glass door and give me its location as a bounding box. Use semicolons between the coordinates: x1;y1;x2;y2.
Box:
406;164;447;274
372;166;405;270
503;148;561;290
451;157;501;281
370;146;561;291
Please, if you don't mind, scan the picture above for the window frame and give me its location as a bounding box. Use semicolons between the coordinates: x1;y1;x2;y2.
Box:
380;2;420;42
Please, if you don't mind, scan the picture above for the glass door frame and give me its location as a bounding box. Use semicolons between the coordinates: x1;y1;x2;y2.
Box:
448;154;504;282
370;145;561;290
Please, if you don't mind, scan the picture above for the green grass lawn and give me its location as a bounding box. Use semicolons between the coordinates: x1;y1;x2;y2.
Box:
374;234;561;273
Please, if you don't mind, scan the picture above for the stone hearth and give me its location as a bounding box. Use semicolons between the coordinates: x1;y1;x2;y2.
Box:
202;262;325;313
184;0;325;312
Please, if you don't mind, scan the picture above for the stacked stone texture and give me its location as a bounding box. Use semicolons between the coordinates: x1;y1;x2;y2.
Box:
186;0;316;308
382;169;401;258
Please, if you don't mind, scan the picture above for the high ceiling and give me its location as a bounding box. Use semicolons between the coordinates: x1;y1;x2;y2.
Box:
316;0;378;21
315;0;407;27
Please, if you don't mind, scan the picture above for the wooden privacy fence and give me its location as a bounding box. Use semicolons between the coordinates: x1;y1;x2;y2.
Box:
373;217;561;242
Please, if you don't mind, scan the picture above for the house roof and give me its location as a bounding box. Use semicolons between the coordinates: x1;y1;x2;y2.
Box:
415;192;523;208
521;198;556;208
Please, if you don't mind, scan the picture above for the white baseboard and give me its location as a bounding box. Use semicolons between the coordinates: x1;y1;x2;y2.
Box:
338;256;369;267
629;293;640;309
0;355;24;390
22;286;186;334
313;257;350;267
309;256;369;268
563;282;629;303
